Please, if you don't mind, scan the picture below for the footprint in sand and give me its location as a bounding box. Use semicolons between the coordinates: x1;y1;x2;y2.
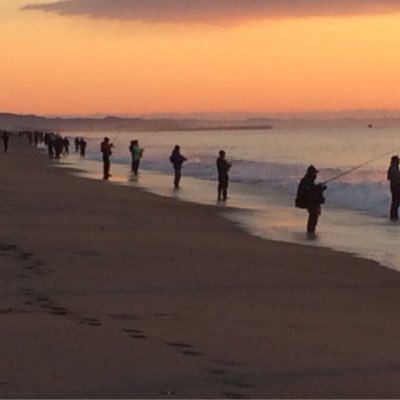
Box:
129;333;148;339
152;312;180;319
0;243;17;252
107;313;144;321
49;306;68;316
211;359;243;367
83;318;103;327
122;328;148;339
217;379;256;389
19;252;34;260
208;369;228;376
165;342;202;357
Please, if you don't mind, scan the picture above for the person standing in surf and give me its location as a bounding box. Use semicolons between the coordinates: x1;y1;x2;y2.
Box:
169;145;187;189
129;139;144;176
295;165;327;236
101;137;113;180
216;150;231;201
387;155;400;221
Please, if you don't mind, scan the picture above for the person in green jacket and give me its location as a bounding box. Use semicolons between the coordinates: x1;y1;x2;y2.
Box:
129;140;144;176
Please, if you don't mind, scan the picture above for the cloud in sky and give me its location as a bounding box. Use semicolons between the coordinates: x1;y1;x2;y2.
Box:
21;0;400;23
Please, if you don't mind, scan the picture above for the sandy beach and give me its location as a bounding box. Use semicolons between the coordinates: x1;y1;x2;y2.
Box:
2;137;400;398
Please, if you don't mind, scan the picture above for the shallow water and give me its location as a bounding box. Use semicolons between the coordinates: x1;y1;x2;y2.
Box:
56;126;400;271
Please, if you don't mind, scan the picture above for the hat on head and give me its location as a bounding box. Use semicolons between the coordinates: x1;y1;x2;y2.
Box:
307;165;319;174
391;155;399;161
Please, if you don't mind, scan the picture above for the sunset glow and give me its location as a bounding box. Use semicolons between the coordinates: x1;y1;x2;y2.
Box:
2;0;400;115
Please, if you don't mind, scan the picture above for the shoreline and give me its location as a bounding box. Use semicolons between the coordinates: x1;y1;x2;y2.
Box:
2;137;400;397
56;149;399;272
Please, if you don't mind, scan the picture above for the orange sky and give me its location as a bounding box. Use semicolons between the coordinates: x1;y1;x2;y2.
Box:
1;0;400;115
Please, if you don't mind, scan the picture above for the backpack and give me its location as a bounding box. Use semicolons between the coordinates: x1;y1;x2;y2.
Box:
295;197;307;209
295;180;307;209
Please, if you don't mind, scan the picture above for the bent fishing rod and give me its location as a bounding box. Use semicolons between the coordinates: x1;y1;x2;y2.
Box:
322;147;400;185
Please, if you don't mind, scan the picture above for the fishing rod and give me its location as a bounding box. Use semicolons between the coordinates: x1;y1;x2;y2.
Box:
322;147;400;185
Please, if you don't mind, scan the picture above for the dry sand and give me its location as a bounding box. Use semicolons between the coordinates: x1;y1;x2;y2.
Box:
1;137;400;398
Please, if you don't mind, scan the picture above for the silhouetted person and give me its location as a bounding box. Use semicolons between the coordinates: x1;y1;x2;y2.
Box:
296;165;327;236
27;131;33;145
101;137;113;179
1;131;9;153
129;139;143;176
54;135;64;159
34;131;39;147
169;145;187;189
387;155;400;220
45;133;56;159
216;150;231;201
75;137;80;152
63;137;70;155
80;138;87;158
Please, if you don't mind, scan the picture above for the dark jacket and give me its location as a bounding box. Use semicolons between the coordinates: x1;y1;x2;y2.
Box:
216;157;231;182
296;175;325;208
170;150;186;169
387;165;400;187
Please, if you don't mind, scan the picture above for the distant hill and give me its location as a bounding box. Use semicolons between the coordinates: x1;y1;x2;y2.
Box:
2;111;400;132
0;113;273;132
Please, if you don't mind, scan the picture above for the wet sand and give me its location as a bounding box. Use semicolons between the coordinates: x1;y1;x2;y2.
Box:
2;137;400;398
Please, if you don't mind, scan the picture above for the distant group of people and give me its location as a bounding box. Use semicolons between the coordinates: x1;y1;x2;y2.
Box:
95;136;400;235
99;137;233;203
5;130;400;236
44;133;70;159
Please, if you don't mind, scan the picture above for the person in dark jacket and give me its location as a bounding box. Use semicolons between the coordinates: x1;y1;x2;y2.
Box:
80;138;87;158
387;155;400;220
216;150;231;201
296;165;327;235
169;145;187;189
101;137;113;180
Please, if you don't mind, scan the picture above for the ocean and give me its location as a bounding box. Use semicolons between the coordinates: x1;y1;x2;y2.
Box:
56;125;400;271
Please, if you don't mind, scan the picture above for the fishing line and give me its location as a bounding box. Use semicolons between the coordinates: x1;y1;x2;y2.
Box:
323;146;400;184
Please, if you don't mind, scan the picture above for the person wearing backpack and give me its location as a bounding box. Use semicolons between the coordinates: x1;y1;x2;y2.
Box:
296;165;327;236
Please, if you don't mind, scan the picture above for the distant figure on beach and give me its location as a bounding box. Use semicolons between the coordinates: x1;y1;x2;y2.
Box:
54;134;64;159
169;145;187;189
44;133;54;158
101;137;113;180
80;138;87;158
387;155;400;220
74;137;80;153
1;131;9;153
63;137;70;155
295;165;327;236
216;150;231;201
129;139;143;176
